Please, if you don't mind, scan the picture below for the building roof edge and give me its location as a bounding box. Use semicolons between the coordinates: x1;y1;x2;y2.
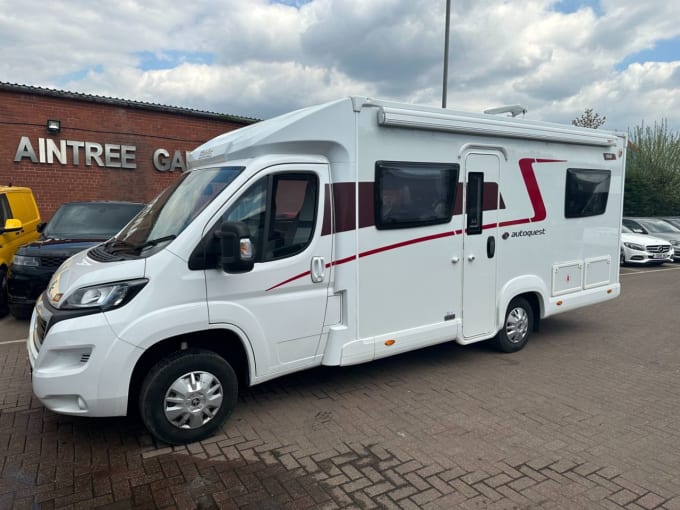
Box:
0;82;260;125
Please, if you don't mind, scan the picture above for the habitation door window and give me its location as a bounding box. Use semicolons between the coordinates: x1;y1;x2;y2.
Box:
466;172;484;235
374;161;458;230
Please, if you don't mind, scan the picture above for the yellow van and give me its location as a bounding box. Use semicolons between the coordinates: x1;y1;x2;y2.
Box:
1;186;41;316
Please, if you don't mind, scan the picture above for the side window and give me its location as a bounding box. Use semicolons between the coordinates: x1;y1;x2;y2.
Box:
267;174;318;260
0;195;11;225
375;161;458;230
622;219;645;234
223;172;318;262
223;178;267;259
565;169;611;218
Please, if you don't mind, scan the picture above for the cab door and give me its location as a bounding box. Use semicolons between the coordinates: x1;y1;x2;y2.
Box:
462;153;500;339
0;190;40;266
205;163;332;378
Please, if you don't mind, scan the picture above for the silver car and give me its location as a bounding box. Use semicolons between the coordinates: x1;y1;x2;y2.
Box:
622;217;680;261
620;225;673;265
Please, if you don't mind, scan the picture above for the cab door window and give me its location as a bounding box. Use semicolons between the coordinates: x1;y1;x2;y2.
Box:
223;172;319;262
0;195;10;225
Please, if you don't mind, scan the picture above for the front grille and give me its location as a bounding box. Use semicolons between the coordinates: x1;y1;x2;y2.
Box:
41;256;68;268
648;245;670;253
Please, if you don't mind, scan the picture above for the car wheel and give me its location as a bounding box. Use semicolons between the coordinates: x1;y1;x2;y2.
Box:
139;349;238;445
620;250;626;266
494;297;533;353
0;268;8;318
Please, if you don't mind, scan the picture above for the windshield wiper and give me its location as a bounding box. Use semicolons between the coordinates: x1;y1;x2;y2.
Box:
105;235;176;254
134;235;177;251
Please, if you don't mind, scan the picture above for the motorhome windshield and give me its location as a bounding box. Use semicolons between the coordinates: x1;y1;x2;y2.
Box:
105;166;243;255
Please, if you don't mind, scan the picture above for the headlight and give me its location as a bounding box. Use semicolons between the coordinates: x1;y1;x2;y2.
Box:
58;279;148;311
623;242;644;251
12;255;39;267
672;240;680;247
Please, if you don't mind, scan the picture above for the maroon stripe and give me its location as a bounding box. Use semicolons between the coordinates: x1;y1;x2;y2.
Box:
322;184;333;235
266;270;312;291
359;230;458;258
269;160;555;291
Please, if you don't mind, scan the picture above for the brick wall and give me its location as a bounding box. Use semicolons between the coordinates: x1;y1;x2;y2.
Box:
0;88;253;221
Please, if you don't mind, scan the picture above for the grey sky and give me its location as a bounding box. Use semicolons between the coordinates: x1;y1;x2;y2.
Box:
0;0;678;131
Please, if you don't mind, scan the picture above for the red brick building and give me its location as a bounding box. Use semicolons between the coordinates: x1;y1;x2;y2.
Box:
0;82;257;220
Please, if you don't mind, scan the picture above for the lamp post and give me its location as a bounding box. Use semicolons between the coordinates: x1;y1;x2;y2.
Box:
442;0;451;108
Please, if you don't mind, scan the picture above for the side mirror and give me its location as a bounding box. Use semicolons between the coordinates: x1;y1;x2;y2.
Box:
37;222;47;233
0;218;23;234
215;221;255;273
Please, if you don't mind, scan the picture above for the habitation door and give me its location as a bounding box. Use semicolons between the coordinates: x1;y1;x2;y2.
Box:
462;153;500;339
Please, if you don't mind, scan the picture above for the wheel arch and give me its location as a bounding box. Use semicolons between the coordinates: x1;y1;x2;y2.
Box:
498;276;547;333
127;327;252;415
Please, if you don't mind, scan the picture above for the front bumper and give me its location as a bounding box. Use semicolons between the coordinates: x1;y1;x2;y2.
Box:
27;296;142;417
7;265;52;306
623;248;673;264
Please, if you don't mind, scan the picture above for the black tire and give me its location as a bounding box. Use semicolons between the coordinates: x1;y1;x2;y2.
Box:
494;297;533;353
620;250;626;266
0;269;8;318
139;349;238;445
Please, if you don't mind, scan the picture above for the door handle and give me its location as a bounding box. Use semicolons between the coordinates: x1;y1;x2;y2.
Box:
467;254;476;262
310;256;325;283
487;236;495;258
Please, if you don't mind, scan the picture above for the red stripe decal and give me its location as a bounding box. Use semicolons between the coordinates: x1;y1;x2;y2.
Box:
359;231;456;258
268;159;561;291
519;158;560;222
266;270;311;291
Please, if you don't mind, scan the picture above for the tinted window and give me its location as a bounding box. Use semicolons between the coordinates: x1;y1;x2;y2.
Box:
0;195;10;225
636;218;680;234
466;172;484;235
223;172;318;262
44;202;145;239
565;169;611;218
114;166;243;251
375;161;458;230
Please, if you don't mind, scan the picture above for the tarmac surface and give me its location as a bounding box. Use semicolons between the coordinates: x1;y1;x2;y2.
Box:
1;264;680;509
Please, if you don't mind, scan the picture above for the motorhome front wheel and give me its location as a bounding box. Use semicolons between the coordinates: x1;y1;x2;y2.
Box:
139;349;238;445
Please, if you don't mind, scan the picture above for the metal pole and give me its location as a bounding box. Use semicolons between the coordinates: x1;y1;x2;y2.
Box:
442;0;451;108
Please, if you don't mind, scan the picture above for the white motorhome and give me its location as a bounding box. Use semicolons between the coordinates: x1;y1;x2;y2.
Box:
27;97;626;444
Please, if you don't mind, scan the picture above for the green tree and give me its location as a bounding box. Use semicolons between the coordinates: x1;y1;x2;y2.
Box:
624;120;680;216
572;108;606;129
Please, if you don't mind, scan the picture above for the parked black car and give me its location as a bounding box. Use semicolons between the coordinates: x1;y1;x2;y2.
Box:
6;201;145;319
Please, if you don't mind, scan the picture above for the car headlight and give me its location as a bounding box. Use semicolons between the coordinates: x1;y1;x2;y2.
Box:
672;241;680;247
623;242;644;251
12;254;39;267
58;279;148;311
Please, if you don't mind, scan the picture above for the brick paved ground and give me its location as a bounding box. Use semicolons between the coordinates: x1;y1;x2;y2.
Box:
1;265;680;509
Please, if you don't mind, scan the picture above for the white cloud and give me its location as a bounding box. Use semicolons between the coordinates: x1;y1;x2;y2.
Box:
0;0;679;130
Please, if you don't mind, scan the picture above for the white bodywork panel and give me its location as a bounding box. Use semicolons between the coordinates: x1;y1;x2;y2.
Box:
30;97;626;418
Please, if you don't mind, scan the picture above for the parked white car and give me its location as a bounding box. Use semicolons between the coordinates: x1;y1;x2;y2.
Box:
621;225;673;265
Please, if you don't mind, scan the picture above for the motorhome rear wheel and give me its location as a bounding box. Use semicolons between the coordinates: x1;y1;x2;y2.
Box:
495;297;533;353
